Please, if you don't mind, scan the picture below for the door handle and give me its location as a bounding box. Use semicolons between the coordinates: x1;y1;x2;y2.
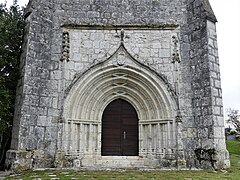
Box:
123;131;126;140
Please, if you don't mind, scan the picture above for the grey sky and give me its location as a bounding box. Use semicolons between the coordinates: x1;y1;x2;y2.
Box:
3;0;240;112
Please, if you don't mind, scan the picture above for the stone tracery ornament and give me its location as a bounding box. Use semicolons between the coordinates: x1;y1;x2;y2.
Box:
117;51;126;66
60;31;70;62
172;35;181;63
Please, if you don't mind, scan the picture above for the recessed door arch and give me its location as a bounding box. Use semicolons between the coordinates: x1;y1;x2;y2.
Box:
63;49;178;158
101;99;139;156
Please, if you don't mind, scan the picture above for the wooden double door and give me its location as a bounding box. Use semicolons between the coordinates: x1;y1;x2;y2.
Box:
101;99;139;156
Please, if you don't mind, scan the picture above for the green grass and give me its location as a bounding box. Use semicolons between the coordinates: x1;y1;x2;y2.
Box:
6;167;240;180
226;140;240;155
5;140;240;180
5;169;238;180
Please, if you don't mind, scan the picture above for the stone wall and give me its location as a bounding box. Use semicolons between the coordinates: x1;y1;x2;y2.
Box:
6;0;229;171
181;0;229;169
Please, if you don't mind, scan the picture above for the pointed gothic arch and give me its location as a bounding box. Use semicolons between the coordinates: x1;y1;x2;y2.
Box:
62;44;178;164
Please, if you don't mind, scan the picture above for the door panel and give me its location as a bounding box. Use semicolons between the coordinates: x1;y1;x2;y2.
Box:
101;99;139;156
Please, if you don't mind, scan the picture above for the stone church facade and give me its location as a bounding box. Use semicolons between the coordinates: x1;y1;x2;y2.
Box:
6;0;229;170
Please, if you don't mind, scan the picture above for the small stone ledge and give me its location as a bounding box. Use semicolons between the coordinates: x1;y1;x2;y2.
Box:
61;24;179;30
5;149;229;172
5;150;32;172
5;150;54;172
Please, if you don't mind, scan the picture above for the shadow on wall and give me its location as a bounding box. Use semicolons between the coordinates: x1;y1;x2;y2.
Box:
0;132;11;170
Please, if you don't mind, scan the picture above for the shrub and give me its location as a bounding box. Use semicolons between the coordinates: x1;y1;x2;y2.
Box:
230;130;237;135
236;134;240;141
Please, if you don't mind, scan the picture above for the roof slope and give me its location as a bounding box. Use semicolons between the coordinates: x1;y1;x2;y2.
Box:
201;0;217;22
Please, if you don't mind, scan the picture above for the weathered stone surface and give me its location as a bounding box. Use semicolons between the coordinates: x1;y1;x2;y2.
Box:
6;0;229;171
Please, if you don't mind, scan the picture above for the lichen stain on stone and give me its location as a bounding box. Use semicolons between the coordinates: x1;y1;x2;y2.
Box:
194;148;217;169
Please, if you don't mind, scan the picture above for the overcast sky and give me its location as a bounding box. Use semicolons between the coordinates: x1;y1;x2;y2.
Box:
209;0;240;112
2;0;240;112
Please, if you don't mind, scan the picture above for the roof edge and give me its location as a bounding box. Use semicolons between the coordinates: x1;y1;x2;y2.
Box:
201;0;217;23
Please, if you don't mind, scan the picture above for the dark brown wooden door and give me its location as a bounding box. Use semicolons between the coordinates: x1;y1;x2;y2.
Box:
101;99;139;156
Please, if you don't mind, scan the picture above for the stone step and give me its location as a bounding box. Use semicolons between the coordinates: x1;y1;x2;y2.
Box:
96;156;145;168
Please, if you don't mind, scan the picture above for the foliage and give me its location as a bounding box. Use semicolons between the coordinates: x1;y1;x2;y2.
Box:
229;129;237;135
0;2;24;169
0;3;24;132
226;108;240;131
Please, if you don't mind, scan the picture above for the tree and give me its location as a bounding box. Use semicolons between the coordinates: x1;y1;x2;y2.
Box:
0;2;24;169
226;108;240;131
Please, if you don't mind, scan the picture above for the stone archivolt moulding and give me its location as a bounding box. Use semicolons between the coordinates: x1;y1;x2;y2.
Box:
64;43;177;121
62;41;179;158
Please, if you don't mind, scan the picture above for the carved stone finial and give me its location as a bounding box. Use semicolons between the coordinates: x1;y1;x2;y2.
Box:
114;29;130;43
121;29;124;42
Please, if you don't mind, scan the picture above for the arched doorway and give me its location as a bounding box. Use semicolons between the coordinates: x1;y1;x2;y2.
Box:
63;48;178;166
101;99;139;156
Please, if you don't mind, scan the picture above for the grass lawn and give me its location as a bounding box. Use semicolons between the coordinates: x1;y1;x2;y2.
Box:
5;140;240;180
